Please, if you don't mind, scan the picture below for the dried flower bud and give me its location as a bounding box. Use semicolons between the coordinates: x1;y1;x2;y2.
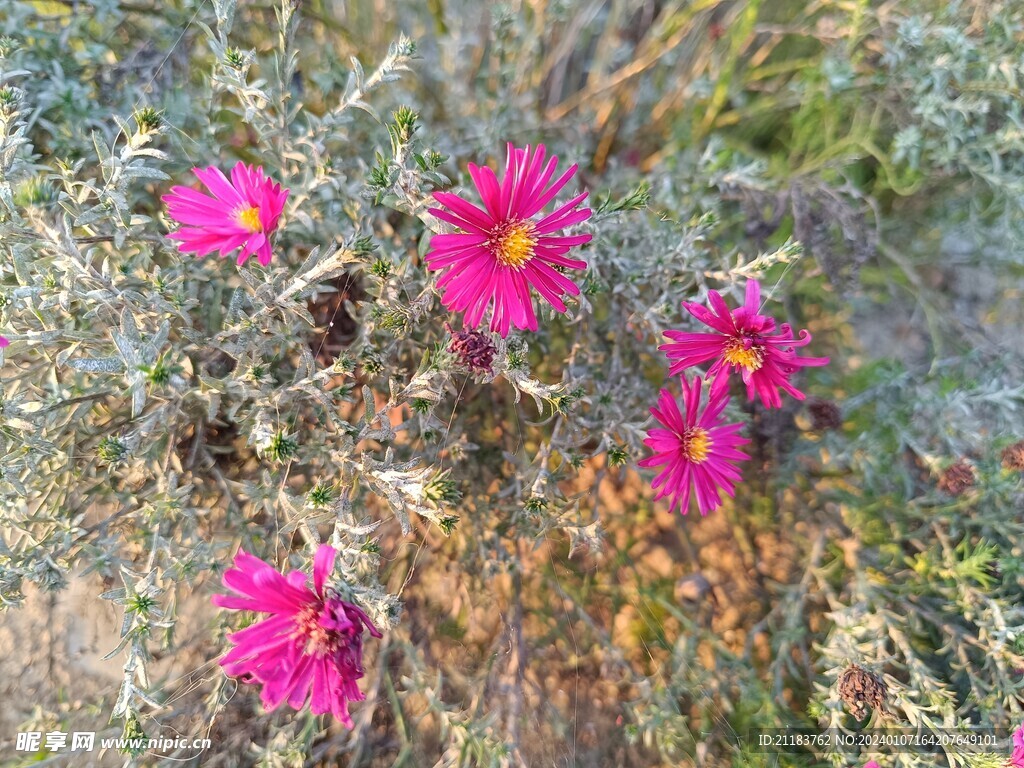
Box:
807;397;843;431
1002;441;1024;472
837;664;888;720
447;324;496;374
938;460;975;496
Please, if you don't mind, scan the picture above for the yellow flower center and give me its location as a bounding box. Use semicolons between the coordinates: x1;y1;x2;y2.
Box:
683;427;712;463
293;603;340;657
488;220;538;269
723;337;765;371
236;205;262;233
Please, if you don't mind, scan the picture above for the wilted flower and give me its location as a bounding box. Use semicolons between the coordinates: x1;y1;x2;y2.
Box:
446;324;496;373
807;397;843;431
163;162;289;267
837;663;888;720
212;545;382;727
1002;441;1024;472
660;280;829;409
639;375;750;516
937;460;975;496
426;143;592;337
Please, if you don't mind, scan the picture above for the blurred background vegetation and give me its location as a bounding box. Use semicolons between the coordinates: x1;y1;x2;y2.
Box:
2;0;1024;766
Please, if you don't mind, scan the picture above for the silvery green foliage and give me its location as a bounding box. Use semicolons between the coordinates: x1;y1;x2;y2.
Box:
0;0;759;761
2;0;1024;766
883;2;1024;223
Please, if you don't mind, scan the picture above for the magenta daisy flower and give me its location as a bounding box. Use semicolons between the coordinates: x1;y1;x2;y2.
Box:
1011;722;1024;767
163;162;289;267
212;544;382;727
660;279;829;409
425;143;592;337
639;375;750;516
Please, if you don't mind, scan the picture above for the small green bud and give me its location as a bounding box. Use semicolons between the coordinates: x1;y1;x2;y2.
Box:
139;352;180;387
306;482;336;508
360;353;384;376
265;431;299;462
607;445;630;467
391;106;418;144
127;592;157;615
332;352;356;374
352;235;378;256
97;436;129;464
378;310;407;335
0;36;17;59
506;349;527;370
395;36;417;58
368;153;395;192
410;398;432;415
246;363;270;383
224;47;247;69
414;150;447;171
370;258;392;279
425;471;461;505
0;85;21;117
134;106;162;133
524;496;547;514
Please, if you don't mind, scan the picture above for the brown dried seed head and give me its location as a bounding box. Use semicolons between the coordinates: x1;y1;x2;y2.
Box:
937;460;975;496
447;325;497;374
837;664;888;720
1002;441;1024;472
807;398;843;431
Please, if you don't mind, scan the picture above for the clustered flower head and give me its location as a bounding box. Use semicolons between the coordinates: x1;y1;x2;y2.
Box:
425;143;592;338
163;162;289;267
212;545;381;727
641;279;830;518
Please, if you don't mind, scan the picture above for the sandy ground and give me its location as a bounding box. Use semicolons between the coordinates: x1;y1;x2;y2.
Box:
0;575;217;766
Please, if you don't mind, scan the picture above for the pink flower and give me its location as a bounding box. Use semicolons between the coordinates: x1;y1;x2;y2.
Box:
0;337;7;347
425;143;592;337
864;762;881;768
639;375;750;516
660;279;829;409
1011;721;1024;767
163;162;289;267
212;545;382;727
